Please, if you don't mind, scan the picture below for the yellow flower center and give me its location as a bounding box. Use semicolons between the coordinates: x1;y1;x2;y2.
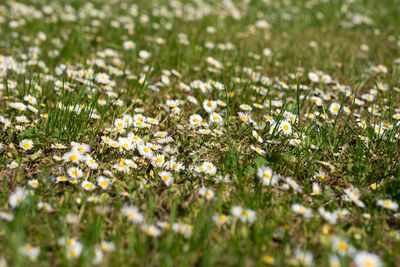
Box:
23;142;31;149
383;201;392;207
364;260;373;267
263;256;274;264
338;242;347;251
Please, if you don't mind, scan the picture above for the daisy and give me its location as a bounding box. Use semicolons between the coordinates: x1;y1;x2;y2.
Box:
238;112;252;123
239;104;252;111
0;210;14;221
16;115;30;123
114;118;127;129
209;113;223;124
353;251;382;267
141;224;162;237
28;179;39;189
168;159;185;172
125;159;138;169
231;206;257;223
7;80;17;89
114;99;124;107
9;187;28;208
122;205;144;224
118;138;134;151
329;103;341;115
66;242;83;260
289;139;301;147
308;72;319;82
98;99;107;106
263;48;272;57
257;166;277;186
51;143;67;149
318;207;337;224
321;74;332;84
250;145;266;156
20;139;34;151
139;50;151;59
264;115;276;124
92;248;104;265
329;255;341;267
200;82;212;93
81;181;96;191
113;162;130;173
311;182;321;196
374;124;385;137
311;96;323;106
370;183;377;190
62;150;84;164
159;171;174;186
97;176;112;190
217;100;227;107
202;161;217;175
291;204;313;218
279;120;292;135
313;171;327;180
331;236;355;256
172;222;193;238
128;133;144;145
123;40;136;50
152;154;166;167
67;167;83;179
138;145;153;158
37;202;53;212
295;249;313;266
376;199;398;211
252;130;263;143
344;187;365;208
19;244;40;261
335;209;350;220
213;214;231;225
284;112;298;123
203;100;217;113
24;95;37;105
99;241;115;252
198;128;211;135
85;156;99;169
88;196;102;203
71;142;90;153
187;96;198;105
56;175;69;183
262;255;275;265
198;187;215;200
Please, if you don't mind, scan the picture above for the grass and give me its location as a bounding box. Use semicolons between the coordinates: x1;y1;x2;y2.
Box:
0;0;400;266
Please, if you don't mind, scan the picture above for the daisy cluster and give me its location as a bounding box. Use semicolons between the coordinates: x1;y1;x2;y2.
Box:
0;0;399;266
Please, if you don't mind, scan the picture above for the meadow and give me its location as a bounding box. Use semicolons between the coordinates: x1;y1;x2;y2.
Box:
0;0;400;266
